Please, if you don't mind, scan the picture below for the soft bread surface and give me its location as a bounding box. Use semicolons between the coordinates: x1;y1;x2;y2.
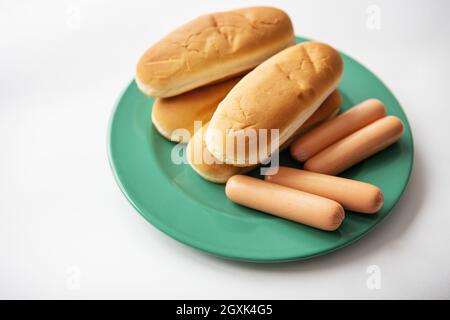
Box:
187;90;341;183
151;66;340;144
186;122;251;184
152;77;242;143
136;6;295;97
205;41;343;166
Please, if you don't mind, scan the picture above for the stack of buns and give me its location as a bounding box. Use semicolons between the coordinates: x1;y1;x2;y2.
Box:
137;6;344;182
135;6;404;232
186;90;342;183
151;77;242;143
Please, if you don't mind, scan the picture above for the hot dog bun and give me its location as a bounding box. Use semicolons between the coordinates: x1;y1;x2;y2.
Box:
187;122;252;184
187;90;342;183
153;77;340;143
136;7;295;97
152;77;242;143
205;41;343;167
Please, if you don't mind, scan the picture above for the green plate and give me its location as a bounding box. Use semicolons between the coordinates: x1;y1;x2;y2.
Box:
108;37;414;262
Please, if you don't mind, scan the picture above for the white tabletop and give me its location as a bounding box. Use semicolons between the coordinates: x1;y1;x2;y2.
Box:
1;0;449;299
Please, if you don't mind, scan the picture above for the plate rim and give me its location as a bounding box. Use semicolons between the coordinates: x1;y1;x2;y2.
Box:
107;36;415;263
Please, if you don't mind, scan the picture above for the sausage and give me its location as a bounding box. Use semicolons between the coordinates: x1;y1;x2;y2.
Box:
225;175;345;231
304;116;404;175
290;99;386;162
265;167;383;213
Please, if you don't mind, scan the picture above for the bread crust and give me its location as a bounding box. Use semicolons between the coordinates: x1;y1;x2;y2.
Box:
151;77;242;143
205;41;343;166
136;6;295;97
187;90;341;183
151;77;340;144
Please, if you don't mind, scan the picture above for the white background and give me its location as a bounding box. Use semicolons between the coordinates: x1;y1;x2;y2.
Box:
1;0;450;299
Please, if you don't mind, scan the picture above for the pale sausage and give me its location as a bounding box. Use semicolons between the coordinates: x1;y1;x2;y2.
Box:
290;99;386;162
265;167;383;213
304;116;404;175
225;175;345;231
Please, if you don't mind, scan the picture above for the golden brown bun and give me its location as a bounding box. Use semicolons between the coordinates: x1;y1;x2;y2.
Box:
136;7;295;97
186;122;252;184
151;77;242;143
187;90;342;183
205;41;343;166
152;65;335;144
